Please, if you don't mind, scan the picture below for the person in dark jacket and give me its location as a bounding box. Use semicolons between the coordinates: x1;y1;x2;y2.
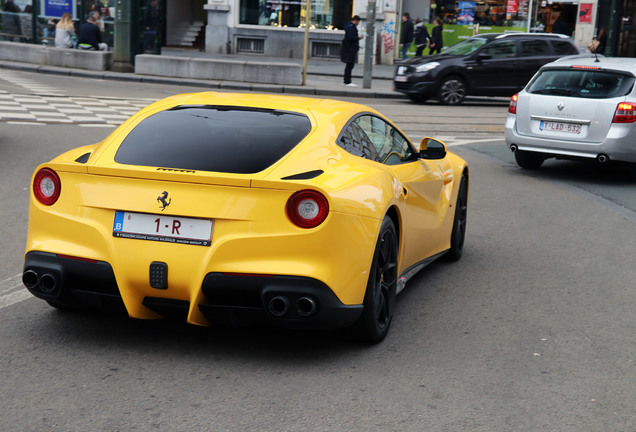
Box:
414;18;430;56
77;11;107;50
400;12;414;60
340;15;362;86
429;17;443;55
2;0;21;40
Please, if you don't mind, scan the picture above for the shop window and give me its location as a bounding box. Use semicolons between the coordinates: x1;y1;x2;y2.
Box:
520;40;550;57
239;0;349;30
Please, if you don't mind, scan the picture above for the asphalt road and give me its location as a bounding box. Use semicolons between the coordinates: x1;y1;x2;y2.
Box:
0;72;635;431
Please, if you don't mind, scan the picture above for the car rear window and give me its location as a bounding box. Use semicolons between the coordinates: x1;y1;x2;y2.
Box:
527;69;635;99
115;106;312;174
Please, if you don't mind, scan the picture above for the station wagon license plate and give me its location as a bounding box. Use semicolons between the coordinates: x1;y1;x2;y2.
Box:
113;211;213;246
539;121;582;134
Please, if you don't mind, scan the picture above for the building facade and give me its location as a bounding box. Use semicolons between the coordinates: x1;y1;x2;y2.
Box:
5;0;636;62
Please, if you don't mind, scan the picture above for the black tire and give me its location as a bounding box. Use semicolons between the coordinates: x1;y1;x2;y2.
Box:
408;93;430;104
445;173;468;262
354;216;398;343
514;150;544;169
438;76;466;105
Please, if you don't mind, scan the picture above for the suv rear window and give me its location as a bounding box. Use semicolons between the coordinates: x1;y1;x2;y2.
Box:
551;40;579;55
115;106;311;174
528;69;635;99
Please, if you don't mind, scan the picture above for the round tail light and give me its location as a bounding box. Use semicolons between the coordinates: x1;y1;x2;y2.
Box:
33;168;61;206
286;190;329;228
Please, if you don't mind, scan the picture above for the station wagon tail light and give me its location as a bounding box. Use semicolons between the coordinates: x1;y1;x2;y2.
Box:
286;190;329;228
613;102;636;123
33;168;61;205
508;94;518;114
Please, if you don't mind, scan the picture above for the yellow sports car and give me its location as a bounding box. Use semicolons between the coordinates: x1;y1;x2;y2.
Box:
23;92;468;343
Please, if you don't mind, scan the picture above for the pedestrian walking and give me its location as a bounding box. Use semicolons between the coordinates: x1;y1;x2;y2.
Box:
429;17;443;55
340;15;362;87
414;18;430;56
400;13;414;60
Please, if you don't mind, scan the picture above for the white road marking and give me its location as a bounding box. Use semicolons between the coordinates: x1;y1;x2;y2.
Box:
0;274;31;310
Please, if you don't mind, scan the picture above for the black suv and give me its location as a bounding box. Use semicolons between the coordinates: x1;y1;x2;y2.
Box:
394;33;580;105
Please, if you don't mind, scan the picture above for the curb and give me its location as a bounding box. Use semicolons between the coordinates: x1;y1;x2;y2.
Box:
0;61;400;99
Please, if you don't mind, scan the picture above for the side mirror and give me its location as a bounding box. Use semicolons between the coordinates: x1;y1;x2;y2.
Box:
419;137;447;160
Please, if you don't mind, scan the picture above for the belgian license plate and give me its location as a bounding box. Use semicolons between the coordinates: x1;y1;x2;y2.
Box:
539;121;582;134
395;76;408;82
113;211;213;246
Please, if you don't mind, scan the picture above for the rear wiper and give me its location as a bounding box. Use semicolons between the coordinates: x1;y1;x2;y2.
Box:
532;88;573;96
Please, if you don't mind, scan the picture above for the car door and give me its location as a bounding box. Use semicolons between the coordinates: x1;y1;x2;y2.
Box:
515;39;555;89
466;40;518;94
341;115;451;268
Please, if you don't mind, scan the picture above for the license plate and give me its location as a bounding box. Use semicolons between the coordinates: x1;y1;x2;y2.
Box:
113;211;213;246
539;121;582;134
395;76;408;82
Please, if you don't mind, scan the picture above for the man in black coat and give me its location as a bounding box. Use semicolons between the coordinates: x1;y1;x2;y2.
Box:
340;15;362;87
400;13;414;60
77;12;107;50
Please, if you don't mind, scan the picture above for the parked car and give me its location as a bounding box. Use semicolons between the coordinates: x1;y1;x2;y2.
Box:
505;55;636;169
394;33;581;105
23;92;469;343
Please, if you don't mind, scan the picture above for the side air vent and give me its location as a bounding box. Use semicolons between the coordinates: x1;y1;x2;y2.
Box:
75;152;91;163
281;170;324;180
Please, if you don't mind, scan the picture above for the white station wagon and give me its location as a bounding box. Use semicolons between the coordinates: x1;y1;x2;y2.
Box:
505;55;636;169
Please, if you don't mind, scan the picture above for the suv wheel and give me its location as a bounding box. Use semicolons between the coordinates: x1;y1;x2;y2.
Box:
514;150;545;169
438;76;466;105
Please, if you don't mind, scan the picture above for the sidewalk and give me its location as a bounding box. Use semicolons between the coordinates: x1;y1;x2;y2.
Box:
0;48;400;99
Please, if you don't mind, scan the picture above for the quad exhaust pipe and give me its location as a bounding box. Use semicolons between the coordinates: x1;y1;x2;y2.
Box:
267;295;317;318
22;270;58;294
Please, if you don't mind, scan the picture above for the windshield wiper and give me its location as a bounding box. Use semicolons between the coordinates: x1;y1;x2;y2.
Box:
532;88;573;96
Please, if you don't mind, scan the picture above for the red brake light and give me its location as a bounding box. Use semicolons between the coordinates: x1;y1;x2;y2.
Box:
33;168;61;205
613;102;636;123
508;94;518;114
286;190;329;228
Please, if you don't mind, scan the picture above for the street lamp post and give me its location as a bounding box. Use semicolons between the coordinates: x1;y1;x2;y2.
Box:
302;0;312;86
362;0;376;89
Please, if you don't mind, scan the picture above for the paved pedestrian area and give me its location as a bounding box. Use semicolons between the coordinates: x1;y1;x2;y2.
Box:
0;90;153;126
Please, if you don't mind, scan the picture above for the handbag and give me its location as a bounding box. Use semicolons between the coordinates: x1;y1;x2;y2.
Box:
588;39;600;52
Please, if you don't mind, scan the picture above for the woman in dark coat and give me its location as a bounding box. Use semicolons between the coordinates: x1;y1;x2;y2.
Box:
414;19;430;56
429;17;443;55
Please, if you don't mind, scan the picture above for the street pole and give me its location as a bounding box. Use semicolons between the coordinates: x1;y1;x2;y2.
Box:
526;0;533;32
302;0;312;86
362;0;376;89
112;0;134;72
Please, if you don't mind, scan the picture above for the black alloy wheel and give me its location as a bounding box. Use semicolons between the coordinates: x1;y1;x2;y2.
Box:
438;76;466;105
514;149;545;169
445;173;468;262
354;216;398;343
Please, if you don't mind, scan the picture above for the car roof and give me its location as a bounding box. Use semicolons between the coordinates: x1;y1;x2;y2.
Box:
472;32;572;41
545;55;636;74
